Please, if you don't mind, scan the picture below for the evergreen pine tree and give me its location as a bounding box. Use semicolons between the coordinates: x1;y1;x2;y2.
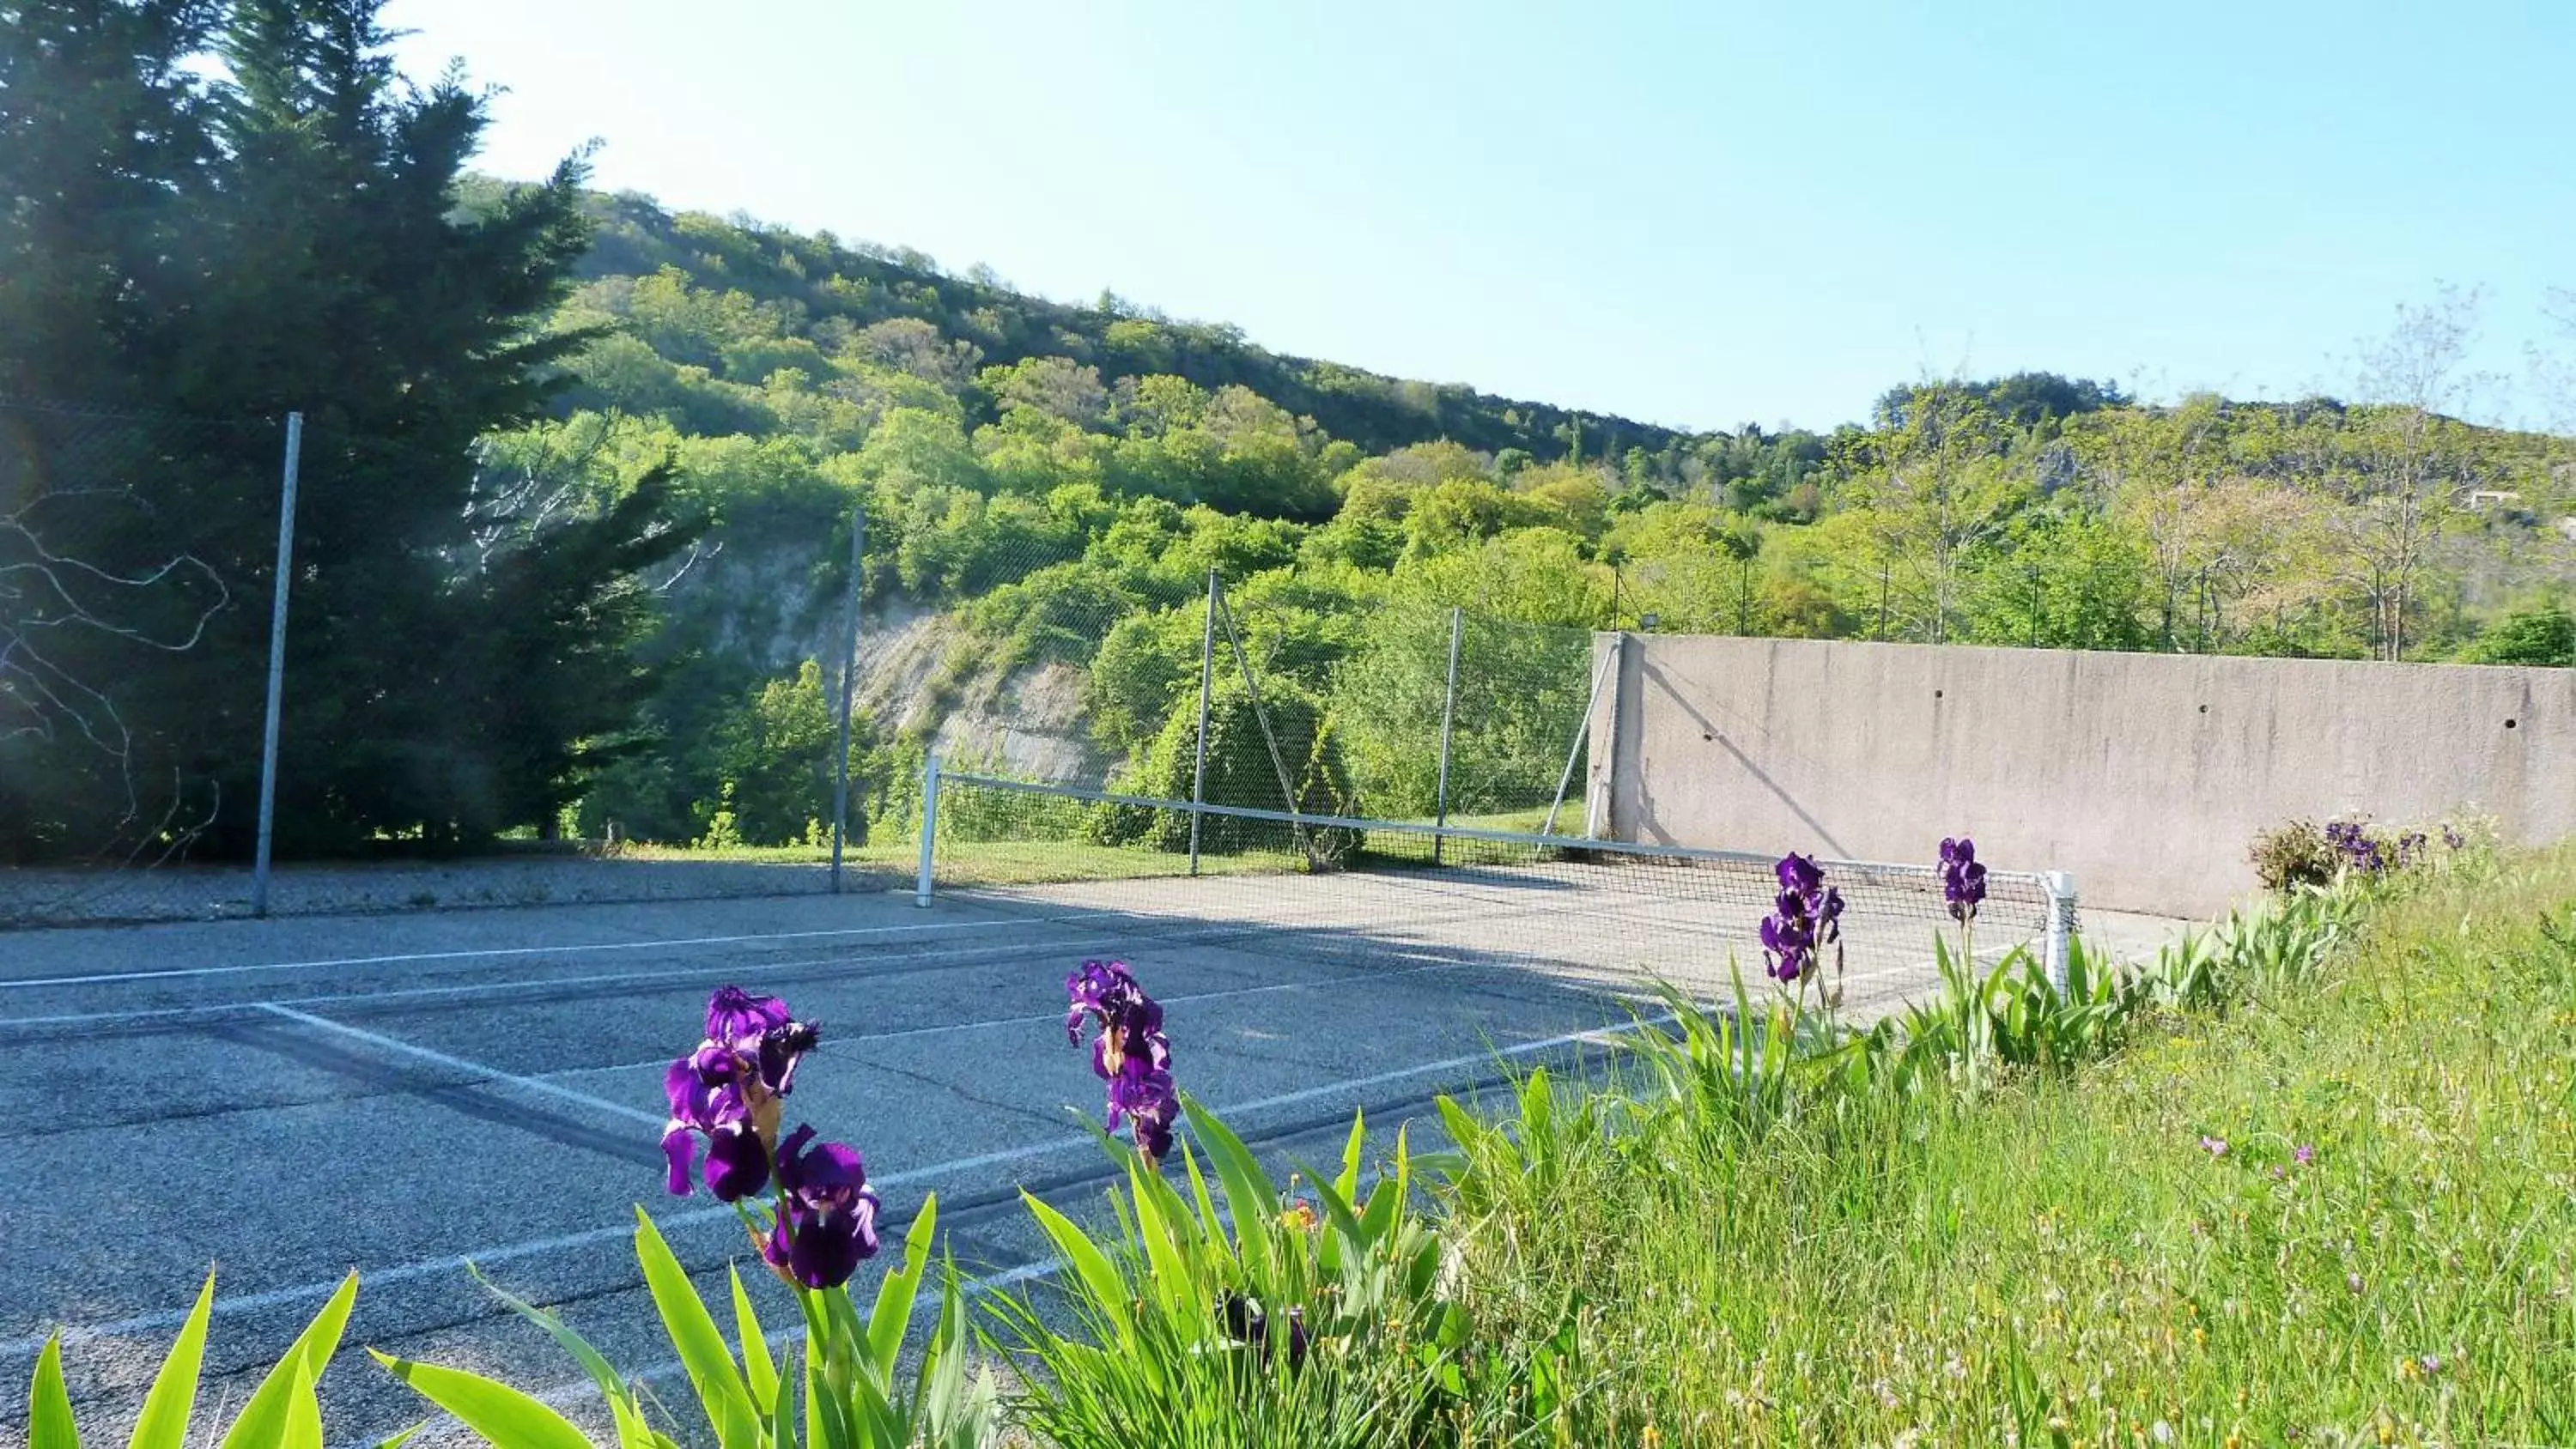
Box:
0;0;694;858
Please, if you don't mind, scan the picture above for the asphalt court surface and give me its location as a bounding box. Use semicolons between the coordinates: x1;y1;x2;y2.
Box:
0;865;2188;1446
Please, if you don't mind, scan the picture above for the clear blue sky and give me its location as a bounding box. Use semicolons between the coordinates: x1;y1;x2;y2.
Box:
386;0;2571;433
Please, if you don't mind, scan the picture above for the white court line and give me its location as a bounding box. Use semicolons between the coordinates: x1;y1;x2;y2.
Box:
543;955;1494;1080
0;895;1530;1031
0;910;1118;993
0;912;1152;1029
254;1003;667;1129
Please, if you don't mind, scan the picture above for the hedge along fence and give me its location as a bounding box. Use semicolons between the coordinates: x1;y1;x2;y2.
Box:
1095;678;1362;860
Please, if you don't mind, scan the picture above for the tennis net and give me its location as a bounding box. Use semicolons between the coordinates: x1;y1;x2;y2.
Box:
920;767;2075;1008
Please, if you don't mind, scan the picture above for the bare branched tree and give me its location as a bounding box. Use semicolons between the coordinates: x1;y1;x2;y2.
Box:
0;486;228;862
1848;384;2019;644
464;419;714;592
2336;284;2496;659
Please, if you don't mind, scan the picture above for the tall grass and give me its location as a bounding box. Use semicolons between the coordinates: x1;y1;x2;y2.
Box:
1431;849;2576;1446
993;1107;1456;1449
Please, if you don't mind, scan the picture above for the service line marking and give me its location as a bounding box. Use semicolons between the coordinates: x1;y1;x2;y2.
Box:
0;909;1114;992
254;1003;667;1128
544;952;1494;1079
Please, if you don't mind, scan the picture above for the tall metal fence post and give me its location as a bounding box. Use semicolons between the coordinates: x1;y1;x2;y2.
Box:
829;506;866;893
2043;870;2079;993
1584;631;1626;840
914;751;941;907
250;411;304;919
1543;632;1618;836
1432;606;1461;865
1188;569;1217;876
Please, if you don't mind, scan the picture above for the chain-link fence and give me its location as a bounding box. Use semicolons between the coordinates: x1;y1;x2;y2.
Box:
897;564;1607;887
925;766;2070;1000
0;415;1616;931
0;399;283;925
0;398;900;931
1212;586;1601;832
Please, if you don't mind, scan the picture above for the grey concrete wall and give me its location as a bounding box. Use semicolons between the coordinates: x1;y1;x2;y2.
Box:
1585;634;2576;918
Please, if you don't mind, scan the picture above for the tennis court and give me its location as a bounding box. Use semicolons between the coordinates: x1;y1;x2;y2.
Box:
0;792;2187;1447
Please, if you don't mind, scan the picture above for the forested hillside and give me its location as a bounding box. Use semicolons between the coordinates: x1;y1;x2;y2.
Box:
495;192;2576;848
4;0;2567;863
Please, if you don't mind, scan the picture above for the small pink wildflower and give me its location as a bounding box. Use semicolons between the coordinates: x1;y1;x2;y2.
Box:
2294;1143;2315;1166
2199;1135;2228;1157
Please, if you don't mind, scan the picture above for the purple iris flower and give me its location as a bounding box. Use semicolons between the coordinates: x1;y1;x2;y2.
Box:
1106;1058;1180;1161
1066;960;1165;1064
2325;818;2390;876
661;986;821;1198
708;985;792;1042
1067;960;1179;1162
1219;1293;1311;1371
1759;852;1844;986
761;1125;882;1289
1939;836;1988;925
661;1059;772;1200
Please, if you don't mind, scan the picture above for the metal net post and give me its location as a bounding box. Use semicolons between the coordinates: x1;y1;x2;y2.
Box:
1433;606;1461;865
1188;569;1216;876
914;751;942;906
2043;870;2080;992
829;504;866;893
250;411;305;918
1544;634;1616;836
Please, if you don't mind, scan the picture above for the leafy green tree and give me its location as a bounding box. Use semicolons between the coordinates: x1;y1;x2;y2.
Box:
1403;479;1550;555
1097;676;1358;858
1965;512;2154;652
963;560;1141;670
1085;607;1206;755
984;355;1111;430
858;407;987;495
1398;528;1609;627
714;660;879;845
1326;602;1453;817
0;0;212;403
1837;385;2026;643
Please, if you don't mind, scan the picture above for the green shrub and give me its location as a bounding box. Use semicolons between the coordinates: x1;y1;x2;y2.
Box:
1092;679;1362;863
2457;602;2575;666
714;661;886;847
962;560;1141;671
2250;817;2337;890
1086;607;1206;755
